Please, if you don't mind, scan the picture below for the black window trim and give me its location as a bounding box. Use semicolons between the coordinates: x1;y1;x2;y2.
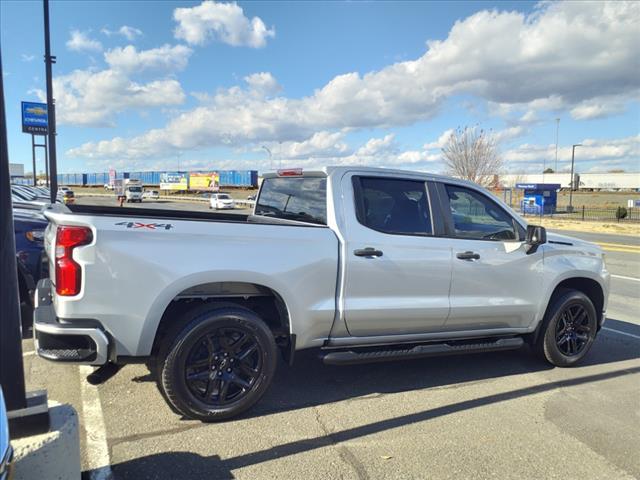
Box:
436;181;526;242
254;175;328;226
352;175;435;238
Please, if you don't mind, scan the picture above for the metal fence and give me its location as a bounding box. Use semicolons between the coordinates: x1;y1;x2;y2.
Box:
519;205;640;223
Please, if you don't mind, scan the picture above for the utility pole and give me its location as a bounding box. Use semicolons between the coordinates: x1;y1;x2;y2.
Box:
554;118;560;172
261;145;272;170
568;143;581;212
44;0;58;202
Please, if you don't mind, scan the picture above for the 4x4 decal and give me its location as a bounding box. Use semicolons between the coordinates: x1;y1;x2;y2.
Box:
115;221;174;230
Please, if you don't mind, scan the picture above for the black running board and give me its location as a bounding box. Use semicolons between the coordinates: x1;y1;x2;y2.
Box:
321;337;524;366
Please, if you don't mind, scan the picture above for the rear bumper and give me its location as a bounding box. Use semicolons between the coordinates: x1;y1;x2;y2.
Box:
33;279;110;365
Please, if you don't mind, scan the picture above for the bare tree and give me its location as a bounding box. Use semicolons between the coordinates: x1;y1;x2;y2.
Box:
441;126;503;187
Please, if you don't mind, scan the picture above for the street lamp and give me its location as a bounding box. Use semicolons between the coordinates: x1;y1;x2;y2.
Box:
554;118;560;171
568;143;581;212
261;145;272;170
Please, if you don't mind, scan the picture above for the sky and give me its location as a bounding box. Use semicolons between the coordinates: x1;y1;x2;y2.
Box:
1;0;639;175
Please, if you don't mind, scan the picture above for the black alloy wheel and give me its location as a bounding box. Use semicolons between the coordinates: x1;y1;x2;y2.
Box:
184;327;263;406
536;289;598;367
554;304;591;356
158;305;277;421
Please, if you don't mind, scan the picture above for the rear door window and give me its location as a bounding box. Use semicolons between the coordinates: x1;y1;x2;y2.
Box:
255;176;327;225
353;177;432;235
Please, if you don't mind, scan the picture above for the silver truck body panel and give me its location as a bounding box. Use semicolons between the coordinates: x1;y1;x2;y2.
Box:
39;166;610;364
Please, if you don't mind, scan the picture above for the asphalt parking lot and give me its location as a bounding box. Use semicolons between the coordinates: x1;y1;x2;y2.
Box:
22;198;640;479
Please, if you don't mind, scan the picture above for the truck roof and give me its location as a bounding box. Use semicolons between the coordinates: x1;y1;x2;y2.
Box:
261;165;477;188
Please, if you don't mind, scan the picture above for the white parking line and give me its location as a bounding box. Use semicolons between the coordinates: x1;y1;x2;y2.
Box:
611;274;640;282
79;365;113;480
22;350;35;357
603;327;640;340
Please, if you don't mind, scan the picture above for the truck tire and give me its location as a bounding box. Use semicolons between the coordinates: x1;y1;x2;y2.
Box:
158;305;277;421
535;290;598;367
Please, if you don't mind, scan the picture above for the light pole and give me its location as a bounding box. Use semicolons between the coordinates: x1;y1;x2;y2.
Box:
568;143;581;212
44;0;58;202
261;145;272;170
554;118;560;172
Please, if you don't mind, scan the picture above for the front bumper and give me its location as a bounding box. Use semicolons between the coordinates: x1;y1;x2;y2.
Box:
33;279;109;365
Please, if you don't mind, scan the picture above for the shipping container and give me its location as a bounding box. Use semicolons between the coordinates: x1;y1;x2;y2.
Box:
137;171;156;185
218;170;233;186
96;172;109;185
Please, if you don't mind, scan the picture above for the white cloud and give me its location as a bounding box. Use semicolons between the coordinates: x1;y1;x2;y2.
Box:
66;30;103;53
173;1;275;48
270;131;349;160
493;126;527;144
101;25;143;41
569;95;631;120
21;54;35;62
104;44;193;73
424;129;454;150
243;72;281;96
66;1;639;161
355;134;396;157
35;69;185;127
503;135;640;172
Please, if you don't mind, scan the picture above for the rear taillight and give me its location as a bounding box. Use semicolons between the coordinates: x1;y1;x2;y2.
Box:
55;226;93;296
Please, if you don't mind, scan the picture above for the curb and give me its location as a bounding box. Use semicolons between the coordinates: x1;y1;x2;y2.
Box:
11;403;81;480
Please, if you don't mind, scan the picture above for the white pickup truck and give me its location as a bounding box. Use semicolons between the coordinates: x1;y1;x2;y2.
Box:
34;166;609;421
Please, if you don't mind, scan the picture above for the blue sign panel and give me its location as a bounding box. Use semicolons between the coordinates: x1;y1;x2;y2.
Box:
21;101;48;134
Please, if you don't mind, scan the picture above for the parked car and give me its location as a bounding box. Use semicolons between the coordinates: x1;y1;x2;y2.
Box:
247;194;257;201
143;190;160;200
11;185;49;208
62;190;75;205
14;207;48;333
209;193;235;210
58;186;71;193
0;387;13;480
34;166;609;421
104;183;115;191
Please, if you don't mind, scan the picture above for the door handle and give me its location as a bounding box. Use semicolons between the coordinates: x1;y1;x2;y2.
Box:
456;251;480;260
354;247;383;257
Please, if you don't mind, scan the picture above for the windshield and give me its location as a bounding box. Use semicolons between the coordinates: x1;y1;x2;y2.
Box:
11;187;36;201
217;194;231;199
255;176;327;225
128;186;142;192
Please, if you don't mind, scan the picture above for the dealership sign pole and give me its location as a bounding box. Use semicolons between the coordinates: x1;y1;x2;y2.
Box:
1;40;50;436
43;0;58;202
21;102;48;186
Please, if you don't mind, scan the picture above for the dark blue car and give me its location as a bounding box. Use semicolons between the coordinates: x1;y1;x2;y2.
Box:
13;208;49;332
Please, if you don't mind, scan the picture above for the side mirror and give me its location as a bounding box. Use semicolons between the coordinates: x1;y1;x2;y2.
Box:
525;225;547;254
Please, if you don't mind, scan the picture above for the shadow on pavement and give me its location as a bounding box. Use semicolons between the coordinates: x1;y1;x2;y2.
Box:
131;318;639;420
602;318;640;337
87;453;231;480
109;366;640;480
249;319;639;419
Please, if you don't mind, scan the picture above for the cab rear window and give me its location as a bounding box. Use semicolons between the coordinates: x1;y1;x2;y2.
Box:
255;177;327;225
